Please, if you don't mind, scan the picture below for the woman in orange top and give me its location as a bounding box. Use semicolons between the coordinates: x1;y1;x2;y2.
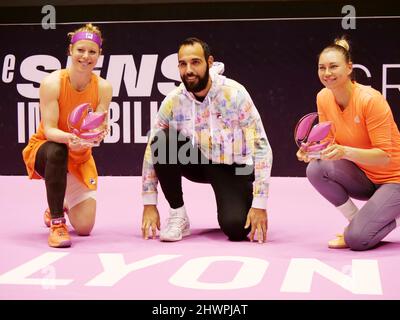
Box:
297;37;400;251
22;23;112;248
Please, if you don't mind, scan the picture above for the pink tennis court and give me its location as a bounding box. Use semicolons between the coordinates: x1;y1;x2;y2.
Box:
1;176;399;300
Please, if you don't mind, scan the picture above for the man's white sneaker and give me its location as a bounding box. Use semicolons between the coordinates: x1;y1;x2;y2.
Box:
159;207;190;242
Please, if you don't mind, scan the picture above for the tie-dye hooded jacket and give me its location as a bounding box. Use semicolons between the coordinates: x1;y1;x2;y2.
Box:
142;67;273;209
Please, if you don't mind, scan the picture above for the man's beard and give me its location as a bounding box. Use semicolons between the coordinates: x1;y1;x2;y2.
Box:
182;67;210;93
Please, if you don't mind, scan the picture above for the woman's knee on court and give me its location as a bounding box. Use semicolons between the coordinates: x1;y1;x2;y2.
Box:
68;200;96;236
73;220;95;236
344;225;373;251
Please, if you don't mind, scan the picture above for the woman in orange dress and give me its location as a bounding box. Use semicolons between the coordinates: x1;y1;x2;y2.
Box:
22;23;112;248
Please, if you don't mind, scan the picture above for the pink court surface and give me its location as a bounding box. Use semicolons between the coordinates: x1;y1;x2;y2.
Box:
1;176;400;300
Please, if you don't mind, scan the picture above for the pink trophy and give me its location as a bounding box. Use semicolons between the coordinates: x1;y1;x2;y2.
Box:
294;112;334;159
67;103;107;147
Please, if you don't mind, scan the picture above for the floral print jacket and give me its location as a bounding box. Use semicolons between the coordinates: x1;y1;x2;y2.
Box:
142;69;273;209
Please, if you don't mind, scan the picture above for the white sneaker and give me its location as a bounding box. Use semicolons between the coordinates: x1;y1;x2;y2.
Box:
159;207;190;242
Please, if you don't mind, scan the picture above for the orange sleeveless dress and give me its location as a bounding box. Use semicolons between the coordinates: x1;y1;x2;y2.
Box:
22;69;100;190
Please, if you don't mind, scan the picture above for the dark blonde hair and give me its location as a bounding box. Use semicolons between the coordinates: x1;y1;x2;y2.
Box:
319;36;352;64
67;23;103;46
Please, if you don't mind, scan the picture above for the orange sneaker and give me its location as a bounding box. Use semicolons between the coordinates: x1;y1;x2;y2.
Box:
44;207;68;228
48;218;71;248
328;233;349;249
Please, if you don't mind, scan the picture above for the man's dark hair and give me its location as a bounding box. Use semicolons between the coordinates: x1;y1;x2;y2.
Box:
178;37;211;61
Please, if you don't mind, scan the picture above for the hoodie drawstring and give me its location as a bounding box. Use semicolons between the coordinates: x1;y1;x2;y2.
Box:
208;96;213;143
191;99;196;146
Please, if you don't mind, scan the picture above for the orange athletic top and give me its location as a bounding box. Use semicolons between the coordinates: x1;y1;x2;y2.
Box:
22;69;100;190
317;82;400;184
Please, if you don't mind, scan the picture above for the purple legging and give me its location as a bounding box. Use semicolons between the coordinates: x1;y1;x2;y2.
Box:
306;159;400;251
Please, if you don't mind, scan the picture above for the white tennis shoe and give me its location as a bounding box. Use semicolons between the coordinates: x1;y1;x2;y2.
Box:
159;206;190;242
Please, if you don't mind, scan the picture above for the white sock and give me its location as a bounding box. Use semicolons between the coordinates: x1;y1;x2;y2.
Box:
337;198;358;221
171;205;187;217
